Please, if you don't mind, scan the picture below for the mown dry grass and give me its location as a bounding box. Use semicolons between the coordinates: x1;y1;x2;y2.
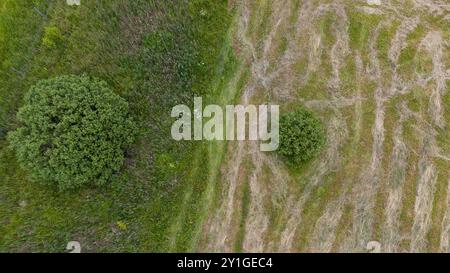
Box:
203;0;449;253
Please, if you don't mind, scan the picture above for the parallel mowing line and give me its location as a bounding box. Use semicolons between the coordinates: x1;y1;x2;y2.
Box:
341;20;385;252
439;177;450;252
309;51;364;253
377;16;420;253
409;30;447;253
381;103;409;252
409;154;438;252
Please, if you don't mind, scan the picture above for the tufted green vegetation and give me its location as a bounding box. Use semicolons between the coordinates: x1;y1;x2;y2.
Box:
8;75;136;190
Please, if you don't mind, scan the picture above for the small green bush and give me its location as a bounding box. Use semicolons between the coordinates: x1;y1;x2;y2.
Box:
42;26;63;49
278;108;325;163
8;75;136;191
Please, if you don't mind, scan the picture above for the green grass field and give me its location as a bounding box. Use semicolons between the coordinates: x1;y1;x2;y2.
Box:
0;0;236;252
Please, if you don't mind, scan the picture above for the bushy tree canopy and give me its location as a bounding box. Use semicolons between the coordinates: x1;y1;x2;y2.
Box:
8;75;136;191
278;108;325;164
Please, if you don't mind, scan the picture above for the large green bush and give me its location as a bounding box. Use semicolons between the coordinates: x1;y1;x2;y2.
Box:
8;75;136;190
278;108;325;163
